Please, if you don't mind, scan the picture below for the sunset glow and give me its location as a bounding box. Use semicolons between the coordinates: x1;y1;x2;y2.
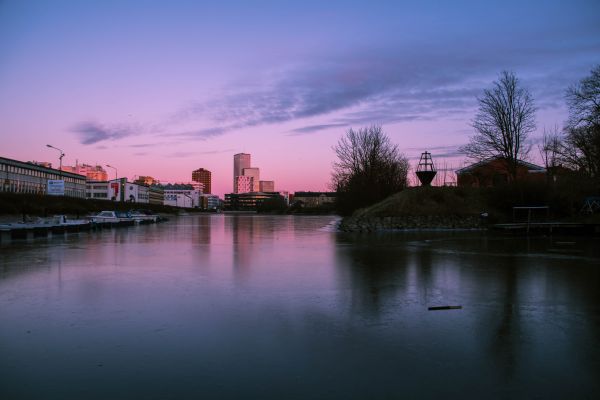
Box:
1;0;599;196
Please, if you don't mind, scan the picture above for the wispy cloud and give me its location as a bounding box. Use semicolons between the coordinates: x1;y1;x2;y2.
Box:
287;123;348;135
72;121;140;145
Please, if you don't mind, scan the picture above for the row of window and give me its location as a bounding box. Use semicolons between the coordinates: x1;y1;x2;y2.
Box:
0;180;85;198
1;163;83;183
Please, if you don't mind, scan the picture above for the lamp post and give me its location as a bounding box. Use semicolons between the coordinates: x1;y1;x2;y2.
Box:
106;164;117;181
46;144;65;178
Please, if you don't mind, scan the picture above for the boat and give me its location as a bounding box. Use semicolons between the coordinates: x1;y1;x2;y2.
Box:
128;209;160;223
90;211;133;225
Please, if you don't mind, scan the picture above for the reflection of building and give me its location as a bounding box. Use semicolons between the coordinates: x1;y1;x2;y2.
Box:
62;162;108;181
1;156;86;197
259;180;274;192
233;153;251;193
456;157;545;187
225;192;283;210
293;192;337;207
192;168;212;194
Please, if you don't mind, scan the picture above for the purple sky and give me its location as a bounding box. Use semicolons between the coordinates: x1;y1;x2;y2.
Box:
1;0;599;196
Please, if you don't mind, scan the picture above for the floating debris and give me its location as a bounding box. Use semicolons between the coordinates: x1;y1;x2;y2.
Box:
428;305;462;311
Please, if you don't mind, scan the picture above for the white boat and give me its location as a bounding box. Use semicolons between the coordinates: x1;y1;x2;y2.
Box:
128;209;160;223
90;211;131;223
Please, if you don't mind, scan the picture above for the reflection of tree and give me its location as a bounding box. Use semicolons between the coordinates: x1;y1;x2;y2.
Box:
334;234;412;317
488;262;520;381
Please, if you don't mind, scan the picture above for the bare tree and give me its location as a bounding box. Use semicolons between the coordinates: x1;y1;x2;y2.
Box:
332;125;409;214
462;71;536;181
563;65;600;178
539;126;562;170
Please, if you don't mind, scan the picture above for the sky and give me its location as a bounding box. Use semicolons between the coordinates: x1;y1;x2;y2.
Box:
1;0;599;196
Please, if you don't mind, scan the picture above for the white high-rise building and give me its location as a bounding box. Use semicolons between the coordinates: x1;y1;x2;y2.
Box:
233;153;251;192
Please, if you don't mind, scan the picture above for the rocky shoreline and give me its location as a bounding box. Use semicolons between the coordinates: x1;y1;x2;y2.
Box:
338;214;484;232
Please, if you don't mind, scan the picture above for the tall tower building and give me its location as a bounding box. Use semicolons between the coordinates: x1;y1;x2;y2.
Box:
233;153;251;193
192;168;212;194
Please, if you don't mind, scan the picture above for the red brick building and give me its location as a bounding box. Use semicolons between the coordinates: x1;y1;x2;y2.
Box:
456;157;545;187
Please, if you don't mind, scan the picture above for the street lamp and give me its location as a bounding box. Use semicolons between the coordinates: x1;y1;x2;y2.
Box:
46;144;65;178
106;164;117;181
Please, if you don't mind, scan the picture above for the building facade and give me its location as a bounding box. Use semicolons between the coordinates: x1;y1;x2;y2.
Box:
242;167;260;192
293;192;337;208
225;192;283;211
259;180;274;192
1;156;86;198
192;168;212;194
62;163;108;181
456;157;546;187
164;189;201;208
200;194;221;211
235;175;253;194
233;153;251;193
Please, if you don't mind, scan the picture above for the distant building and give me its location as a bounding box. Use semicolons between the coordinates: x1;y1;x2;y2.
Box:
1;156;86;198
259;180;274;192
225;192;283;211
243;167;260;192
233;153;251;193
235;175;253;194
293;192;337;208
164;189;201;208
200;194;220;211
456;157;545;187
136;176;159;185
86;181;109;200
148;185;164;205
62;162;108;181
192;168;212;194
102;179;150;203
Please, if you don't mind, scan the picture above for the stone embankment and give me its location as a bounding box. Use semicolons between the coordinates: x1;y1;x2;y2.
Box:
338;215;483;232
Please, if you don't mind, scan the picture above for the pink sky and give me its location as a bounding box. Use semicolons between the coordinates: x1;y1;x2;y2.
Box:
1;1;598;197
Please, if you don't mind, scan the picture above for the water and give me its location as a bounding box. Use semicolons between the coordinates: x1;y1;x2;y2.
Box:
1;215;599;399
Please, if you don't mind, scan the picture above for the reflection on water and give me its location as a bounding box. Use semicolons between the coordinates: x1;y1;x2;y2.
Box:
1;215;599;399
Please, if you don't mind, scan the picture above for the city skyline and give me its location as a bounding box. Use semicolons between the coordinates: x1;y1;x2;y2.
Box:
1;1;599;197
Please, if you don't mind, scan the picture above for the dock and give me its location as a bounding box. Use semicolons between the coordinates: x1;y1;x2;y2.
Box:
492;222;600;235
0;216;164;243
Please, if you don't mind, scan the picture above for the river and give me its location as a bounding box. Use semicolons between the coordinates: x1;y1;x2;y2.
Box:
1;214;599;399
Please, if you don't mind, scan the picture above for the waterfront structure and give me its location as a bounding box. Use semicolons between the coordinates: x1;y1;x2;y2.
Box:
259;180;274;192
293;192;337;208
164;189;201;208
192;168;212;194
1;156;86;198
62;162;108;181
200;194;221;211
91;179;150;203
233;153;251;192
148;185;164;205
456;157;545;187
86;181;109;199
224;192;284;211
235;175;253;194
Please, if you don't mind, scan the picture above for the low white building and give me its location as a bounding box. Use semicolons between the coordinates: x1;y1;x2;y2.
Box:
164;189;202;208
86;179;149;203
